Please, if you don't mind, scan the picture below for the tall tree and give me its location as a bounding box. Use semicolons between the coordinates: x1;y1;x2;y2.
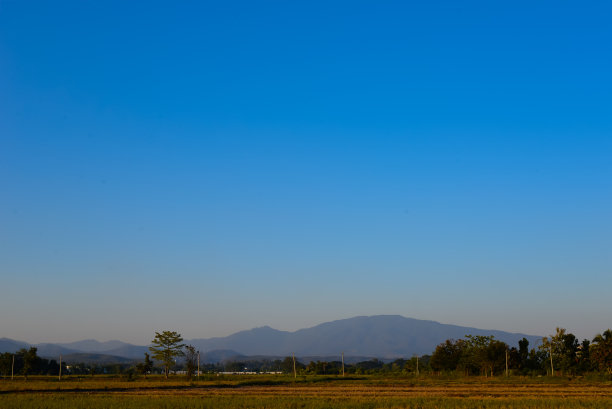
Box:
462;335;507;376
20;347;39;380
0;353;13;378
430;339;465;372
485;340;508;376
578;339;592;373
136;352;153;379
184;345;198;379
559;332;579;374
149;331;185;379
540;327;564;375
540;328;579;375
518;338;529;370
591;329;612;375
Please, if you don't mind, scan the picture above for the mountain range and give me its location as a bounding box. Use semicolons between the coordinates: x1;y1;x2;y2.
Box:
1;315;542;363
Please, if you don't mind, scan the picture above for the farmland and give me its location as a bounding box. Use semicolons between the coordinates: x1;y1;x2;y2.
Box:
1;375;611;408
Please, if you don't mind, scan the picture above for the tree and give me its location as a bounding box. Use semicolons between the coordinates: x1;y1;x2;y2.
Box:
19;347;39;380
484;340;508;376
563;333;579;373
540;328;563;375
184;345;197;379
225;361;247;372
461;335;506;376
281;356;295;374
526;348;546;374
135;353;153;379
0;353;13;378
507;347;521;372
430;339;465;372
389;358;407;373
540;328;579;375
403;357;419;374
149;331;185;379
578;339;592;373
591;329;612;375
518;338;529;370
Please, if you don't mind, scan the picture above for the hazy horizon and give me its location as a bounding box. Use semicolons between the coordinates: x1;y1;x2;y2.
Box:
0;313;599;347
3;314;552;346
2;1;611;346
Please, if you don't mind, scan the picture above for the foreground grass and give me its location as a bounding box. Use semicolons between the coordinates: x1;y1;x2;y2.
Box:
2;375;611;408
2;373;610;391
2;395;612;409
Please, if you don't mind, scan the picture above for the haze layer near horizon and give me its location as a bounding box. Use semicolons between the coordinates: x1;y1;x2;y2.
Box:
1;1;611;344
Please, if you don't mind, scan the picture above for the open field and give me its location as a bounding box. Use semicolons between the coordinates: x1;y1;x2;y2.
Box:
1;375;611;408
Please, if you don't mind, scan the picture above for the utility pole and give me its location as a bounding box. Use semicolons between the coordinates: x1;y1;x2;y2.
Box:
292;353;297;379
59;355;62;381
505;349;508;377
341;352;345;377
11;354;14;380
197;351;200;379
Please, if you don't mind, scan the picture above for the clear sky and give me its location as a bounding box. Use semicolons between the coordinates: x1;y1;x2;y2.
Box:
1;1;611;345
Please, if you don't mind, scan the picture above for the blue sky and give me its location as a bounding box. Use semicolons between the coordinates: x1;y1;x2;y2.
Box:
1;1;611;344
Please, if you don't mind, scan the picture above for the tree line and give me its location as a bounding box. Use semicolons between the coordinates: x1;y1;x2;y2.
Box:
143;328;610;378
0;348;62;379
429;328;612;376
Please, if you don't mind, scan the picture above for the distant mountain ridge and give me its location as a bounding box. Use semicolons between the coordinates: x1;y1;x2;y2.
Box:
58;339;130;352
0;338;149;360
187;315;542;357
0;338;29;354
0;315;542;363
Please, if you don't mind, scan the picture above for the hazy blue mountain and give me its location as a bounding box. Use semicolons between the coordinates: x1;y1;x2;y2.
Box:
188;326;290;356
0;338;29;353
37;340;147;360
104;344;150;359
61;353;135;365
200;349;245;363
188;315;542;358
35;343;80;357
58;339;131;353
290;315;541;356
1;315;542;361
189;326;290;353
